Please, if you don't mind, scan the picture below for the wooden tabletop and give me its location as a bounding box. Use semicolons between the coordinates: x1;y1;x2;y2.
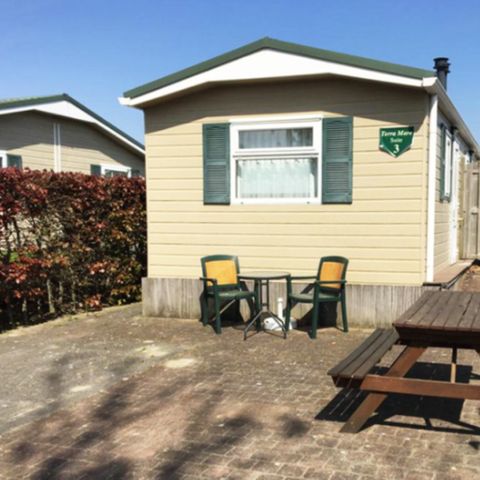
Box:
394;291;480;348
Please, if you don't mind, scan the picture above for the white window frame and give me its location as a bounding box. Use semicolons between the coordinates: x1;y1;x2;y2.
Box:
443;130;453;200
230;117;322;205
100;164;132;178
0;150;6;168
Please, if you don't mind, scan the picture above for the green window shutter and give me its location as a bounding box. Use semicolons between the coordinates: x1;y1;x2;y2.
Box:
203;123;230;205
90;164;102;176
322;117;353;204
439;124;448;202
131;169;142;177
7;154;22;169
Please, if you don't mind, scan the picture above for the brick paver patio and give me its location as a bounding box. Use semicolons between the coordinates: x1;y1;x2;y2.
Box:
0;305;479;479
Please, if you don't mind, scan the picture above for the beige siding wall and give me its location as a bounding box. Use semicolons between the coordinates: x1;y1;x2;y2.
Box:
59;117;144;175
0;111;144;174
145;78;429;285
0;111;54;170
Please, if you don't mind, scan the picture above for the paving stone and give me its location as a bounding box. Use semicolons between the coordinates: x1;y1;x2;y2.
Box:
277;464;306;477
0;304;478;479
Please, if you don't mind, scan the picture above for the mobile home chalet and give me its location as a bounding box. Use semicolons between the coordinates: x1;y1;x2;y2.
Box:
121;38;479;326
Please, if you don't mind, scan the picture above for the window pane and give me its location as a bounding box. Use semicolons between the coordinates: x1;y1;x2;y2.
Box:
237;157;317;199
239;128;313;149
444;134;452;196
104;169;129;178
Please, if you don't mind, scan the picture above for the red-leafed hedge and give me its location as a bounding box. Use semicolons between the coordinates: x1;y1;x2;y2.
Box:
0;168;146;326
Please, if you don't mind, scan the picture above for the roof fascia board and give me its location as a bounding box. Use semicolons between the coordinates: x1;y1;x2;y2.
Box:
0;95;65;110
425;81;480;156
120;49;430;107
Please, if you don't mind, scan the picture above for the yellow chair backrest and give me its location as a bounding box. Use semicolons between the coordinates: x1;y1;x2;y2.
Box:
205;259;238;286
319;261;344;290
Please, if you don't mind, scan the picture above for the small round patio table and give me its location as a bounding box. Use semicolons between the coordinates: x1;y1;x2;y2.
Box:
238;271;290;340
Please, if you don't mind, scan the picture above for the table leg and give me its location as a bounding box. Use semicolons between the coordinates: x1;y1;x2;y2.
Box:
341;345;426;433
256;279;263;331
244;280;264;340
244;309;263;340
262;279;287;338
451;348;457;383
244;277;289;340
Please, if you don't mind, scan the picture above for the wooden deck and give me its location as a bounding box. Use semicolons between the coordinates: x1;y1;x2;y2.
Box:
425;260;473;288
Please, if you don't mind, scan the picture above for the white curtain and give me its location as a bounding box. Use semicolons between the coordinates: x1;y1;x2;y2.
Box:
237;157;317;199
239;128;313;149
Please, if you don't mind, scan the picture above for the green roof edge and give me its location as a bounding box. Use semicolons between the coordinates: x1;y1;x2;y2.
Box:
123;37;435;99
0;93;144;151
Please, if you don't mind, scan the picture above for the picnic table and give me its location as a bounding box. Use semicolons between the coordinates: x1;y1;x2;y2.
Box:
328;290;480;433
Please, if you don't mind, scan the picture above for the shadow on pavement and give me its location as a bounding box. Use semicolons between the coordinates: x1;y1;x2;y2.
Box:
316;362;480;435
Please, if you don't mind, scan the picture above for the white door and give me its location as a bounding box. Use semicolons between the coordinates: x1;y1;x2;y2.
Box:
449;138;460;264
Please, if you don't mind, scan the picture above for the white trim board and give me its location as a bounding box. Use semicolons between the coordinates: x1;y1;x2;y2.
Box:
426;94;438;283
53;123;62;172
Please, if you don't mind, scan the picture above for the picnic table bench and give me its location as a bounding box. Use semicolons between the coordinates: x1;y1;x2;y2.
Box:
329;328;399;389
328;291;480;433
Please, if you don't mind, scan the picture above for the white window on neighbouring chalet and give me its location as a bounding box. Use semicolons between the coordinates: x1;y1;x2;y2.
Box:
0;151;23;169
441;126;453;202
230;120;322;204
101;164;131;178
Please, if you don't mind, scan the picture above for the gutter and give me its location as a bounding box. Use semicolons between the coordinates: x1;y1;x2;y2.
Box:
424;79;480;158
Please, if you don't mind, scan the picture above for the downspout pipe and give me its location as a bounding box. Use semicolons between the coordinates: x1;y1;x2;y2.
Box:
426;94;438;282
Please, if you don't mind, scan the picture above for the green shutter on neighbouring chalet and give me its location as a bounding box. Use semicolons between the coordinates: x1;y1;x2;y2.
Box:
203;123;230;204
7;154;22;169
90;164;102;176
322;117;353;204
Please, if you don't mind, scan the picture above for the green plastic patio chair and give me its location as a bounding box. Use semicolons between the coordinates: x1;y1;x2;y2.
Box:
200;255;257;334
285;256;349;339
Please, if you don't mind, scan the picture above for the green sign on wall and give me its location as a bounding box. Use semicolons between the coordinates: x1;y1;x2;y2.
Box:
379;126;414;158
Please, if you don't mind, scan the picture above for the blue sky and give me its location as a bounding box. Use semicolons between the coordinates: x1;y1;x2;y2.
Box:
2;0;480;143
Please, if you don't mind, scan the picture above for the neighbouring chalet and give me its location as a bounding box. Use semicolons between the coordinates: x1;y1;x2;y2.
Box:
0;94;144;176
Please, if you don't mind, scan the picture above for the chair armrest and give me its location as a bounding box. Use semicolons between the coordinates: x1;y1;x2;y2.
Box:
238;279;252;292
315;280;346;286
199;276;218;286
287;275;316;296
289;275;317;281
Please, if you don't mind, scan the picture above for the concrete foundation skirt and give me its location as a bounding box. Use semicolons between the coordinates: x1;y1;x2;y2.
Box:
142;277;430;329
